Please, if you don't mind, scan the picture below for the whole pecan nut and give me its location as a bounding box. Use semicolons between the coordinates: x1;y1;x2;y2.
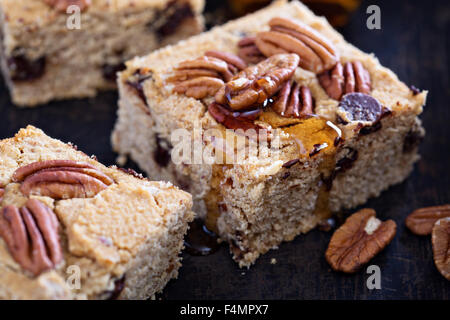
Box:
406;204;450;236
271;80;314;118
0;199;63;276
44;0;91;12
237;37;266;65
431;217;450;280
13;160;114;200
215;53;300;111
319;61;371;100
255;17;339;73
170;52;246;99
325;208;396;273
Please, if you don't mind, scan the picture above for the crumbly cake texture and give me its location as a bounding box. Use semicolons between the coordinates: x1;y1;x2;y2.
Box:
0;0;205;107
0;126;194;299
112;0;427;267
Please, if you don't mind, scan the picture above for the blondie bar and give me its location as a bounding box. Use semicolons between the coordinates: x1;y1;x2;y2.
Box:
112;0;427;267
0;0;204;106
0;126;194;299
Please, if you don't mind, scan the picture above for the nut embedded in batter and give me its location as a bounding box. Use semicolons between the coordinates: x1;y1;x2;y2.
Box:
255;17;339;73
13;160;114;199
0;199;63;276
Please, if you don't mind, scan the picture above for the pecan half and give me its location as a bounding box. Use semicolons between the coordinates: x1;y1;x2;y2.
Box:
215;53;300;111
406;205;450;236
208;102;263;133
44;0;91;12
13;160;114;200
271;80;314;118
237;37;266;65
319;61;371;100
255;17;339;73
325;208;396;273
432;217;450;280
0;199;63;276
170;53;246;99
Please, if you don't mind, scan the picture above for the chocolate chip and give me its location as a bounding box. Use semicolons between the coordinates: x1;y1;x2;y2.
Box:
118;168;146;180
410;85;421;95
151;1;194;39
309;143;328;157
335;148;358;173
107;276;126;300
154;136;172;168
403;130;423;153
339;93;382;123
282;159;299;168
282;172;290;179
126;70;152;105
359;121;382;135
102;62;126;82
323;148;358;191
8;54;46;81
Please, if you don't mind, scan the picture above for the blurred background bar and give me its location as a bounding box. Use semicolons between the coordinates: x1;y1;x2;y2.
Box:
225;0;362;26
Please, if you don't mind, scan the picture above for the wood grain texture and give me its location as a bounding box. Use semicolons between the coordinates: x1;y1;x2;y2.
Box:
0;0;449;299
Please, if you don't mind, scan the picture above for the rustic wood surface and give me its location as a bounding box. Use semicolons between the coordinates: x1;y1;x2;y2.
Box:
0;0;448;299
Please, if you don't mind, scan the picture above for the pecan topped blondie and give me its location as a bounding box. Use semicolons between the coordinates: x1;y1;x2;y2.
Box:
0;0;205;106
112;1;427;267
0;126;194;299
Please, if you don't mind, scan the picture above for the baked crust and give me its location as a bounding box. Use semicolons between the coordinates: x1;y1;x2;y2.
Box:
0;126;194;299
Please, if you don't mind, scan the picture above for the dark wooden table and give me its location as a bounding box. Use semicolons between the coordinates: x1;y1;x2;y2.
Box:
1;0;449;299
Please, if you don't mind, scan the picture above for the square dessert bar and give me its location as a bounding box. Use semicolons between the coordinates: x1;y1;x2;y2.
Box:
0;0;204;106
0;126;193;299
112;0;427;267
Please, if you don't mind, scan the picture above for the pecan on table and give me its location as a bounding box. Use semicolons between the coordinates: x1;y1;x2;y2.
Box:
271;80;314;118
237;37;266;65
215;53;300;111
432;217;450;280
0;199;63;276
44;0;91;12
325;208;396;273
13;160;114;200
319;61;371;100
170;52;246;99
406;204;450;236
255;17;339;73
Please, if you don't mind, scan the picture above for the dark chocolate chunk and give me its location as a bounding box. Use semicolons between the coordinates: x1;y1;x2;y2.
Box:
282;159;299;168
151;1;194;40
154;136;172;168
282;171;290;179
339;93;382;123
184;219;220;256
7;54;46;81
403;130;424;153
410;85;421;95
107;276;126;300
125;70;152;105
102;62;126;82
323;148;358;191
